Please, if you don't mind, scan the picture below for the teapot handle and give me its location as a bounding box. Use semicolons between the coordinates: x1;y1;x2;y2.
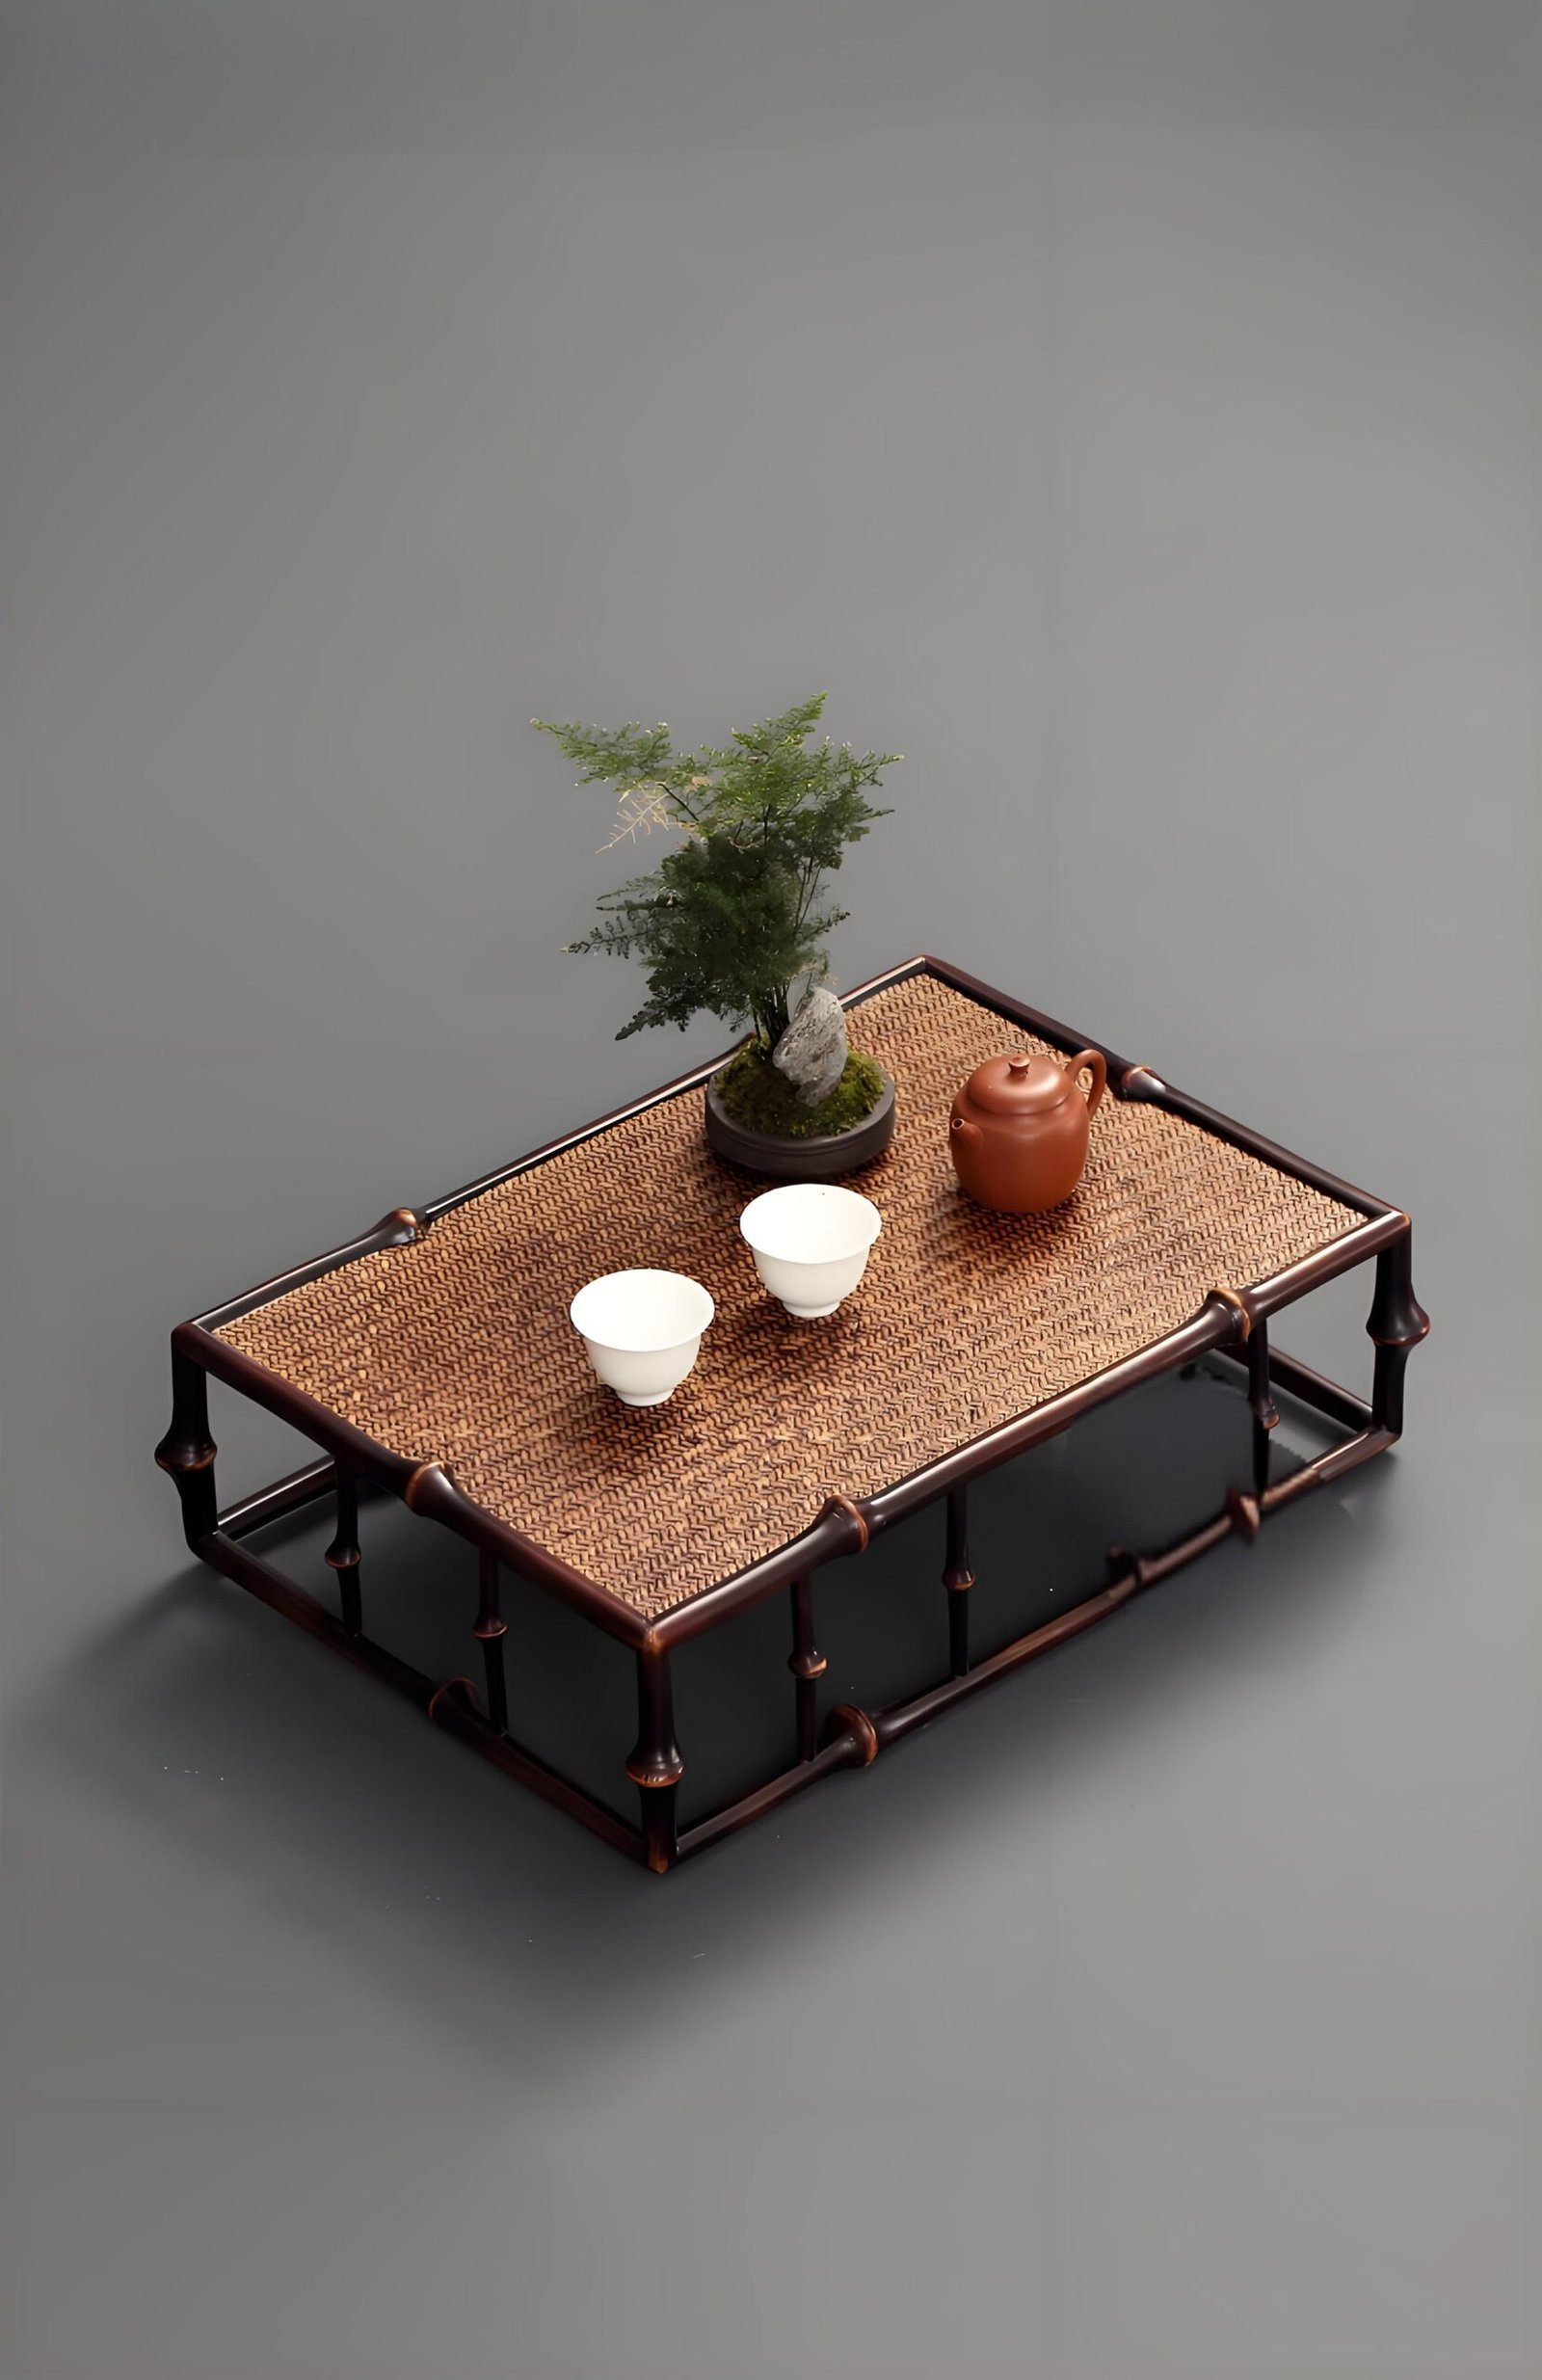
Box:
1066;1048;1107;1117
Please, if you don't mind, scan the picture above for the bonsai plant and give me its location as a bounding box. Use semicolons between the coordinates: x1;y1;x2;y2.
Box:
535;694;901;1176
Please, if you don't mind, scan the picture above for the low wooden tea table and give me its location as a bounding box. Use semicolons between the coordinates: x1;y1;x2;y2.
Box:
156;958;1427;1871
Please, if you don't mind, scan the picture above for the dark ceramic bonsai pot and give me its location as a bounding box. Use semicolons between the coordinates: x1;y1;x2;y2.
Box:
704;1067;896;1180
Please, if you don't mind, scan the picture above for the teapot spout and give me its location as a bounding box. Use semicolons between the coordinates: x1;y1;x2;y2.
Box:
950;1114;981;1145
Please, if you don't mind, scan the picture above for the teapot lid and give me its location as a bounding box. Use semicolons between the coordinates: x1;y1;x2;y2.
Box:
964;1052;1075;1116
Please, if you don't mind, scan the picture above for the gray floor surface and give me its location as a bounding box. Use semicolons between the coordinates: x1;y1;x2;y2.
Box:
3;8;1540;2374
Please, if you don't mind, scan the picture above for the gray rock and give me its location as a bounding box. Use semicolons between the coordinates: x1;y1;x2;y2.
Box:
771;983;849;1107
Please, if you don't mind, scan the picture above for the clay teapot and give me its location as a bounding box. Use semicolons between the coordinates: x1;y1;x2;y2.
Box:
948;1048;1107;1215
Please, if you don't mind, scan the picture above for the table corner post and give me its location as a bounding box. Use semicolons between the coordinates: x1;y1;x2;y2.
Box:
1368;1221;1430;1436
626;1642;683;1874
153;1332;218;1548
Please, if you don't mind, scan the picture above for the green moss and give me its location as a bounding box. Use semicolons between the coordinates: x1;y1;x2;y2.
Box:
714;1043;887;1139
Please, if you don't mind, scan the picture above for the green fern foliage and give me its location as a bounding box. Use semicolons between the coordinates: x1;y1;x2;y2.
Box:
534;694;898;1046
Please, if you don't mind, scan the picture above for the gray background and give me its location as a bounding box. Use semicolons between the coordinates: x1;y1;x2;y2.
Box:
2;4;1539;2374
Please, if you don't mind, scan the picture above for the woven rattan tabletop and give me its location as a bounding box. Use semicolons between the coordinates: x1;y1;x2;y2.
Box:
216;970;1364;1622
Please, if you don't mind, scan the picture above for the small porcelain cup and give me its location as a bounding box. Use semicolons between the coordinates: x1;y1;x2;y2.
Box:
569;1270;714;1406
738;1183;883;1320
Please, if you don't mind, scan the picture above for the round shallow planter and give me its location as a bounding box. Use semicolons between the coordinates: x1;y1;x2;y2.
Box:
704;1065;896;1181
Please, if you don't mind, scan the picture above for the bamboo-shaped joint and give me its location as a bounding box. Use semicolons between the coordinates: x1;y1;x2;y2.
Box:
626;1646;683;1874
1367;1230;1430;1437
823;1493;870;1553
370;1207;428;1246
154;1343;219;1547
1209;1284;1253;1342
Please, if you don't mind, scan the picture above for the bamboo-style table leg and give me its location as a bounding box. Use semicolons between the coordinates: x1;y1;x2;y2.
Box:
944;1484;973;1678
626;1646;683;1874
154;1344;219;1547
788;1574;825;1763
1369;1229;1430;1433
325;1467;363;1636
473;1548;510;1736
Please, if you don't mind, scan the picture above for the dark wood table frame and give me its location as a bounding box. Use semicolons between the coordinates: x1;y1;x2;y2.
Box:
156;957;1428;1872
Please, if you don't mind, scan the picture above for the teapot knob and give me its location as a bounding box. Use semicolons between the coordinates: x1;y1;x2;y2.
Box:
1007;1055;1033;1076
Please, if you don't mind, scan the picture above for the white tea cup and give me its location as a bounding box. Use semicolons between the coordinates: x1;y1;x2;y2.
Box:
569;1270;714;1406
738;1183;883;1320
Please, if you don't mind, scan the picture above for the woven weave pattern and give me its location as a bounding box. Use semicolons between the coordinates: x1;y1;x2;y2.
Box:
217;974;1362;1618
